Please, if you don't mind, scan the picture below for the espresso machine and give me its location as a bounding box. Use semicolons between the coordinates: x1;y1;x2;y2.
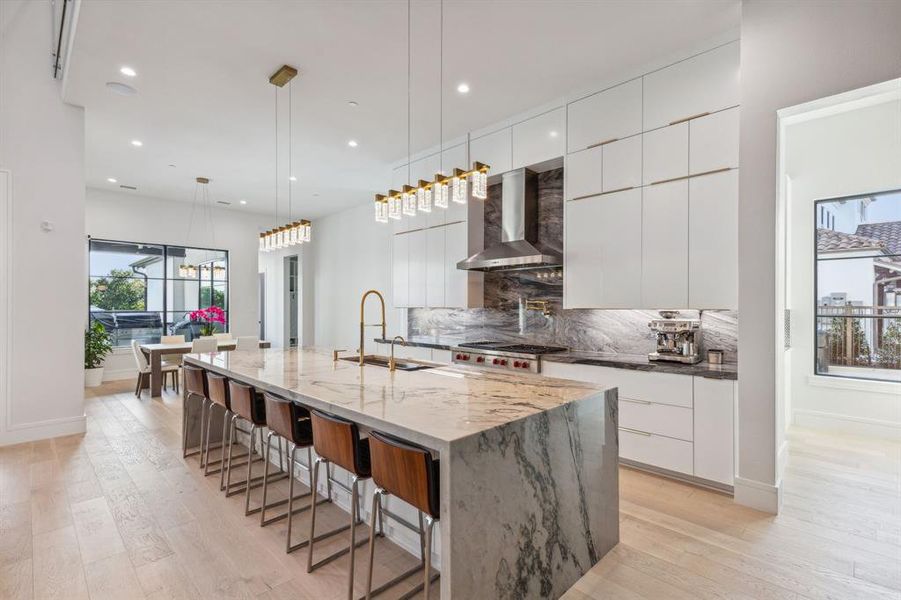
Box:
648;310;702;364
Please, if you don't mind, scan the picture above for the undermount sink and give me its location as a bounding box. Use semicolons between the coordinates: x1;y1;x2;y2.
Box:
339;355;437;371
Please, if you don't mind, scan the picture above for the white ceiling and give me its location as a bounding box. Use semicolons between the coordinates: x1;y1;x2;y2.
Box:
66;0;740;221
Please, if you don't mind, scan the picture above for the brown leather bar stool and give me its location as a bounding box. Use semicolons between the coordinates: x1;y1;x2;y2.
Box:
365;430;440;600
224;380;287;511
307;409;373;600
205;372;260;489
260;392;332;550
182;364;209;463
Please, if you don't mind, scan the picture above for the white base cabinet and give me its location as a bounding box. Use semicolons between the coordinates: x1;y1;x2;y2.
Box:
541;361;735;488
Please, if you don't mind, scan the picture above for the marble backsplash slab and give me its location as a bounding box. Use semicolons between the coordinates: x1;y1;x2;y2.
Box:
409;167;738;363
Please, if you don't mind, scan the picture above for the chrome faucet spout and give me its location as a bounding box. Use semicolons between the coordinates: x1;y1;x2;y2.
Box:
359;290;387;366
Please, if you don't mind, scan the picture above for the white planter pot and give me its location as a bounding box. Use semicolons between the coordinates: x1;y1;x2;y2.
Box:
85;367;104;388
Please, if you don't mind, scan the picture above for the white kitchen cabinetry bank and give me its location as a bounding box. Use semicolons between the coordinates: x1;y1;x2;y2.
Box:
512;108;565;169
564;41;739;310
542;362;735;489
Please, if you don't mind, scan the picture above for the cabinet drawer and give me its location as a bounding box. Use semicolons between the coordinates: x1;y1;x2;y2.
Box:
566;145;603;200
619;399;693;441
619;429;693;475
541;363;693;408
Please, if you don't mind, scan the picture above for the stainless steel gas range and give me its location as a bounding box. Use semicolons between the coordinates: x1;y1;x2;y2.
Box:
450;341;568;374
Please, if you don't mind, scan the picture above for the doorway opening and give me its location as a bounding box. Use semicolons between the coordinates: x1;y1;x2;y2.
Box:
285;255;299;347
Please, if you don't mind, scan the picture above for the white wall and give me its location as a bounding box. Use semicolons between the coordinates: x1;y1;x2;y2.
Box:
738;0;901;511
86;188;270;378
258;244;314;349
0;0;87;445
785;97;901;438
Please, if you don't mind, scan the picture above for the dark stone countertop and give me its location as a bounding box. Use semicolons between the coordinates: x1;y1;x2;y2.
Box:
375;337;738;380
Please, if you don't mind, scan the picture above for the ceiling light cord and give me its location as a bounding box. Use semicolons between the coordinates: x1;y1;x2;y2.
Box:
439;0;443;172
274;85;279;229
407;0;412;183
288;79;293;222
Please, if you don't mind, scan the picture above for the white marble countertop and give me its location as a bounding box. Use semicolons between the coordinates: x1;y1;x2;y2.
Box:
184;347;610;450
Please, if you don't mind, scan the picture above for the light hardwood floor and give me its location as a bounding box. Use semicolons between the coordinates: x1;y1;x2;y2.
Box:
1;380;899;600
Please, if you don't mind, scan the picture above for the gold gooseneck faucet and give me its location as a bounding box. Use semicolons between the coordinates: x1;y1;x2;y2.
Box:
389;335;406;371
359;290;387;366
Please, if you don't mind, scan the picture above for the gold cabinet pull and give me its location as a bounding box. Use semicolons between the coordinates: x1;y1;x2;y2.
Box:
621;398;652;405
586;137;619;149
570;186;636;202
620;427;652;437
669;111;710;126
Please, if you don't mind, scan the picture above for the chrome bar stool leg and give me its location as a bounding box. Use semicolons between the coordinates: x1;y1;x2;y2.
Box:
305;457;363;574
259;434;306;527
219;409;232;491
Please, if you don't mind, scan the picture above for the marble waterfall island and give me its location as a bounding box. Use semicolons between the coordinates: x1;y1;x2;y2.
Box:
184;348;619;599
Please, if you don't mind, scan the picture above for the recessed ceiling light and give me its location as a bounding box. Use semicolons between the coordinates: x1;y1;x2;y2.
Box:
168;164;176;168
106;177;117;183
549;130;559;138
105;81;138;96
347;140;358;148
289;175;297;182
456;82;470;94
130;140;143;147
348;101;358;107
239;199;247;205
120;66;137;77
313;193;320;197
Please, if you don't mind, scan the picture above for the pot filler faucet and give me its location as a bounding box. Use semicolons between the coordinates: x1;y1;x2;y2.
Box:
359;289;387;366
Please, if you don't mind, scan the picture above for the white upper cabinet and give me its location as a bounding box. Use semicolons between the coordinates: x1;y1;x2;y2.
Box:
642;181;688;308
689;107;739;175
642;41;740;131
602;136;642;192
392;233;410;308
407;229;427;307
565;145;603;200
689;169;738;309
445;221;482;308
512;108;565;169
426;226;445;308
564;188;642;308
642;123;688;186
567;79;643;153
469;129;511;175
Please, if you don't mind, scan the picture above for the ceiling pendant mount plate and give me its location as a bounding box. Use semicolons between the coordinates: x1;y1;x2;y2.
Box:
269;65;298;87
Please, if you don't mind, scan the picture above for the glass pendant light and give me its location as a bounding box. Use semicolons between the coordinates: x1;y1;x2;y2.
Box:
301;220;312;242
472;161;489;200
374;195;389;223
402;185;417;216
387;190;402;220
417;180;432;212
451;168;467;204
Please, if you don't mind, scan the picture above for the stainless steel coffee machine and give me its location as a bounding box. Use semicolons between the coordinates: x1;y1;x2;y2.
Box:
648;310;702;364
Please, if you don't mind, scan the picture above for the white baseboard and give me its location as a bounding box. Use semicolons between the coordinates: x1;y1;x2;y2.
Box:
733;476;782;514
777;440;789;480
0;415;86;446
793;409;901;441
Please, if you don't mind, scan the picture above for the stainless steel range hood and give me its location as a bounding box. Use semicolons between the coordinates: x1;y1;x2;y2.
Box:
456;168;562;272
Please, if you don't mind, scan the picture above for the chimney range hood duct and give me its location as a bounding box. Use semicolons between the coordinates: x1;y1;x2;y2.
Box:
456;168;562;272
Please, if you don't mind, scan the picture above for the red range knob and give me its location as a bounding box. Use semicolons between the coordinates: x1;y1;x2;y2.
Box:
500;359;508;366
513;361;521;368
493;358;499;365
476;356;484;363
521;361;530;368
456;354;462;359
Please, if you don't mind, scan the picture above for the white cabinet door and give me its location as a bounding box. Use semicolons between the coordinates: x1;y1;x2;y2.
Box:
444;221;468;308
426;226;445;307
693;377;734;485
469;128;511;175
512;108;565;169
642;123;688;186
602;136;642;192
642;41;740;131
407;229;427;307
565;145;603;200
567;78;642;153
564;188;642;308
689;169;738;309
392;233;410;308
689;107;739;175
642;181;688;308
619;429;694;475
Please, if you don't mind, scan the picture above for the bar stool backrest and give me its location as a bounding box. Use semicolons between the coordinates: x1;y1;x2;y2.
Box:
310;410;370;477
369;431;440;519
207;372;230;409
183;364;208;398
263;393;312;446
228;380;266;425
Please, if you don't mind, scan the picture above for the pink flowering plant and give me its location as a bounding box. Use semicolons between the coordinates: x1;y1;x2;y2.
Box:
189;306;226;336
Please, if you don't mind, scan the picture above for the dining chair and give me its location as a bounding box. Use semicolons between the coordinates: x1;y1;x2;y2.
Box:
191;338;218;354
235;336;260;351
160;335;186;366
214;332;233;341
131;340;179;397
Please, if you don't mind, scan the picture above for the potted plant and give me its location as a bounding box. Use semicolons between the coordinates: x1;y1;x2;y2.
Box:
84;321;112;387
189;306;226;337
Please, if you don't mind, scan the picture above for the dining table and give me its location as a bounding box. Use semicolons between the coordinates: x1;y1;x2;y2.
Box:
139;339;271;397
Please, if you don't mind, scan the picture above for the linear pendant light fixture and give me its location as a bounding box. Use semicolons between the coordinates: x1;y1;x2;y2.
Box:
260;64;312;252
374;0;489;224
180;176;216;277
